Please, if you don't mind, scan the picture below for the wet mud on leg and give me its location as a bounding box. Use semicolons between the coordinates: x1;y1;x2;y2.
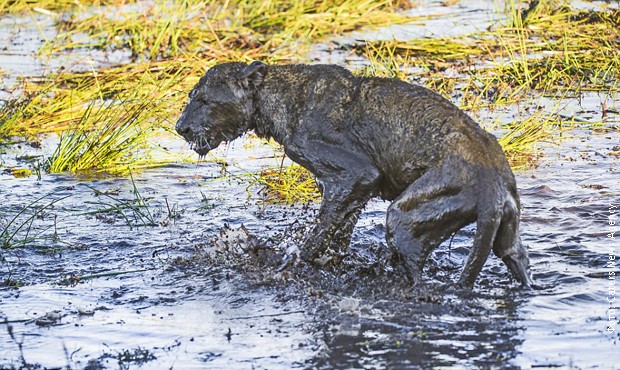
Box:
386;176;476;286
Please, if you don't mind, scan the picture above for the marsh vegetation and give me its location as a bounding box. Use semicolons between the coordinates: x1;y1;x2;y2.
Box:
1;1;619;368
1;0;616;179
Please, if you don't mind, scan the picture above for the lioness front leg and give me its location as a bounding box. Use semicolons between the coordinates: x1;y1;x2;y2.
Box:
290;142;381;262
301;181;372;262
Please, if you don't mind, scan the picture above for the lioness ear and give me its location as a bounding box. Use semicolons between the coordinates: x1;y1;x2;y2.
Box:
237;61;266;88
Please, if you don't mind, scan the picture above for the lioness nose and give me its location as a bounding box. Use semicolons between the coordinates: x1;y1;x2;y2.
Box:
176;122;191;137
175;112;191;137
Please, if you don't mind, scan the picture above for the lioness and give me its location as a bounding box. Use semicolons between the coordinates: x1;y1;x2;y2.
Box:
176;61;533;289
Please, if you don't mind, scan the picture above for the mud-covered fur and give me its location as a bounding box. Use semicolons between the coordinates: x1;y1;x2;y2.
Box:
176;62;533;288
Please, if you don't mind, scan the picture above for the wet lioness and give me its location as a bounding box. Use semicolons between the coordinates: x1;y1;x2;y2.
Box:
176;61;533;288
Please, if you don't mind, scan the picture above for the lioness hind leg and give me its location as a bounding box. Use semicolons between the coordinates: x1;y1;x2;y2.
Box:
386;176;476;284
492;200;533;287
457;211;501;288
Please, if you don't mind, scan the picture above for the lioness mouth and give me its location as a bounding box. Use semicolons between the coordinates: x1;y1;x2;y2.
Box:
193;145;211;156
191;135;213;156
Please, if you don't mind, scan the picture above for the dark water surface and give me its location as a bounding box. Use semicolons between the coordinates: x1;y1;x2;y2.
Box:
1;122;618;369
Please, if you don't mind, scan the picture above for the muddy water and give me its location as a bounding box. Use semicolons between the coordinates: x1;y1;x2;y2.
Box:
2;2;620;370
1;114;618;369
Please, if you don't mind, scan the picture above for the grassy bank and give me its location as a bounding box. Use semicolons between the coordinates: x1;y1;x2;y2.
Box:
1;0;618;199
1;0;413;178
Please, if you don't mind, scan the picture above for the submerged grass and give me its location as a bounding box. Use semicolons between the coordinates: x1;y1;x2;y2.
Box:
0;193;70;251
83;173;158;228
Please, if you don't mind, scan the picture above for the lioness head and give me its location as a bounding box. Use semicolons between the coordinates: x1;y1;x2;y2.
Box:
176;61;266;156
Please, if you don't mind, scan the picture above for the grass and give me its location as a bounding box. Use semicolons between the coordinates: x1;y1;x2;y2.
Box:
39;0;414;62
355;41;411;80
248;162;320;204
357;1;619;98
47;96;151;175
496;102;569;170
0;0;131;16
0;193;70;252
489;2;619;94
82;173;158;228
1;0;618;203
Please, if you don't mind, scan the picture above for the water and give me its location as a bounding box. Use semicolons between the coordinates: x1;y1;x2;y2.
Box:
1;1;619;369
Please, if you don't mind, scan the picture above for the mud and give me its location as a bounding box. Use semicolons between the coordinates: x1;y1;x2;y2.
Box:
2;1;620;369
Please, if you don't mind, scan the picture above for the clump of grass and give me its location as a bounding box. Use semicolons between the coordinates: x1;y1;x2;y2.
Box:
248;162;320;204
0;95;28;138
47;96;154;176
42;1;208;61
0;0;134;16
1;193;69;251
83;173;158;228
0;82;55;138
497;111;558;170
494;87;586;170
355;42;411;79
355;38;483;68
